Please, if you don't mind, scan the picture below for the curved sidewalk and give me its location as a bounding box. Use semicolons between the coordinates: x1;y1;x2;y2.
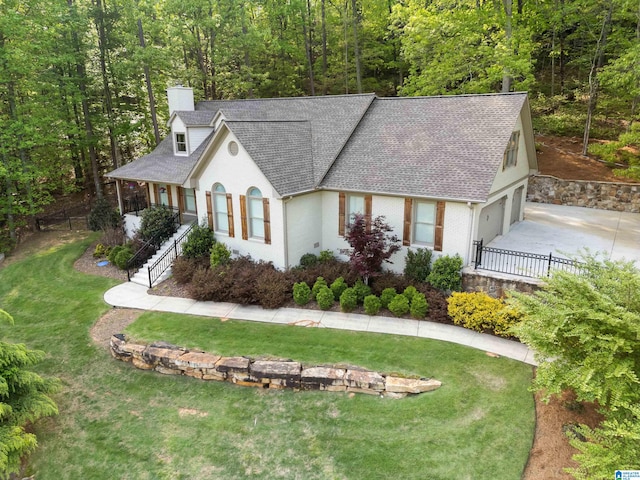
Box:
104;283;537;366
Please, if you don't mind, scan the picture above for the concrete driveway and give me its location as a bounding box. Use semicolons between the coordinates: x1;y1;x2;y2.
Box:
488;202;640;264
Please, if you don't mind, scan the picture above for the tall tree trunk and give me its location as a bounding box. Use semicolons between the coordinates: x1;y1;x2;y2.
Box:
94;0;119;170
137;18;160;145
69;0;103;198
302;0;315;95
351;0;362;93
343;0;349;93
501;0;513;92
321;0;328;94
583;1;613;155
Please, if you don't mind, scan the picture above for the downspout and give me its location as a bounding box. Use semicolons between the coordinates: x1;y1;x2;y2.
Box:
282;196;293;269
466;201;476;267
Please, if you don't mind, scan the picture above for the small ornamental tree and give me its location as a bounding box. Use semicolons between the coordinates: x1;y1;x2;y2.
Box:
0;309;59;478
345;213;401;285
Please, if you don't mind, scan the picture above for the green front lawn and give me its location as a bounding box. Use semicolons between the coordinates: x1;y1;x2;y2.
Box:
0;236;535;479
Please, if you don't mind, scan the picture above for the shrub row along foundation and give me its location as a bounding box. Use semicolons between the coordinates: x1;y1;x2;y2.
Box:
110;334;441;398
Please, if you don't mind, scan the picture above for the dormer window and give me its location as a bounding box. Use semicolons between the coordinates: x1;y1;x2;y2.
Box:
175;133;187;154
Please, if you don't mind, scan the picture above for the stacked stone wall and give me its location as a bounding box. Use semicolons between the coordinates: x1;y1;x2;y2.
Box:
527;175;640;212
110;335;441;398
462;268;540;298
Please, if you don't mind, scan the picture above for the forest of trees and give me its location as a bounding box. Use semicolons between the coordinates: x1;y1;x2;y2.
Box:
1;0;639;248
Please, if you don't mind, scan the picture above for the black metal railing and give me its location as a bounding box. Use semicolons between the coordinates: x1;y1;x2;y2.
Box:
126;210;181;281
473;239;584;278
121;194;148;216
146;221;196;287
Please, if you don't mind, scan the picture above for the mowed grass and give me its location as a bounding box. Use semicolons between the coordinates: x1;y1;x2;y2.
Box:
0;236;535;479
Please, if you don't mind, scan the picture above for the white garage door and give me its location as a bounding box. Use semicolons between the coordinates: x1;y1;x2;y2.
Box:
478;198;505;244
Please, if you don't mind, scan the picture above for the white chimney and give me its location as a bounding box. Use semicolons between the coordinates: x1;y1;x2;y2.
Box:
167;85;194;115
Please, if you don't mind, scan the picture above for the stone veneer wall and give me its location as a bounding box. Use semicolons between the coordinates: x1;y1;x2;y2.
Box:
110;334;441;398
462;268;540;298
527;175;640;212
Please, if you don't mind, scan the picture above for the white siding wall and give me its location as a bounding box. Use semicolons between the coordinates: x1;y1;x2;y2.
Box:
285;193;323;268
188;127;214;154
320;191;474;273
170;117;187;156
196;129;286;269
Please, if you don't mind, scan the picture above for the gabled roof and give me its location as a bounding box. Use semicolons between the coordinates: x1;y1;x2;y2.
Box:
320;92;529;202
170;111;216;127
224;120;314;196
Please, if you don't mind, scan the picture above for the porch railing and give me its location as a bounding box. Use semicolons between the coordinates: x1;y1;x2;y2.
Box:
472;239;584;278
146;221;195;288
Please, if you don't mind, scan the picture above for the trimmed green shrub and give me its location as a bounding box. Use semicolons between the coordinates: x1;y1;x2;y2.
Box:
293;282;312;306
299;253;319;268
113;247;133;270
210;242;231;268
353;279;372;303
311;277;328;300
108;245;125;264
316;286;335;310
388;294;410;317
404;248;433;282
330;277;348;301
380;287;397;309
410;292;429;319
403;285;418;303
447;292;522;337
182;223;215;259
339;287;358;312
363;295;381;316
138;205;177;243
93;243;111;258
428;254;464;292
319;249;335;262
88;197;121;231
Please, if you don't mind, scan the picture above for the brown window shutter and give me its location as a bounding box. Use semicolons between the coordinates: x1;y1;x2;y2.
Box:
240;194;248;240
364;194;372;232
434;201;445;252
153;184;159;205
403;198;412;246
167;186;174;208
226;193;235;238
205;191;213;229
338;192;345;236
262;198;271;245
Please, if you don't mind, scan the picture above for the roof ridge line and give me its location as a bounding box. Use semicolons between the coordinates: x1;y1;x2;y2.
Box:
378;92;528;100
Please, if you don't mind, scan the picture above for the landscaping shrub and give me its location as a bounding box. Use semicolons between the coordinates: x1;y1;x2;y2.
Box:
88;197;121;231
299;253;319;268
410;292;429;319
311;277;328;300
187;268;218;301
182;223;215;259
353;279;372;303
388;294;410;317
291;259;356;288
363;295;381;316
370;272;410;296
330;276;348;301
404;248;432;282
447;292;522;337
93;243;111;258
428;254;463;292
316;286;335;310
403;285;418;303
339;287;358;312
99;225;125;248
113;247;134;270
172;256;208;284
415;283;451;324
319;249;335;262
210;242;231;268
380;287;397;309
254;267;291;309
108;245;125;264
138;205;177;242
293;282;312;306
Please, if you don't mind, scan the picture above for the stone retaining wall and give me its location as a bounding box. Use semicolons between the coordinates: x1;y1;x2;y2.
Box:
110;334;441;398
527;175;640;212
462;268;540;298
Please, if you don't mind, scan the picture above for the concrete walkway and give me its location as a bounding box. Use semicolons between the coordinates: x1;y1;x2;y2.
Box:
104;282;537;366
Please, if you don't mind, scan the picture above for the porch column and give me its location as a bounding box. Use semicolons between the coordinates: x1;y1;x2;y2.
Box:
115;179;124;214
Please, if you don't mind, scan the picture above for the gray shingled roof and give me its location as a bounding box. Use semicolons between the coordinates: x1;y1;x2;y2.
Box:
225;121;313;196
197;94;375;184
320;93;527;202
107;131;214;184
173;111;216;126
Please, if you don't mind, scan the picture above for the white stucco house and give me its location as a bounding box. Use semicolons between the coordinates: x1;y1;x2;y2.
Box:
107;87;538;273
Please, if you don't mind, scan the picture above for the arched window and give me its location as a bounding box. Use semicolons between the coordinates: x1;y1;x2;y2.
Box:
247;187;264;239
213;183;228;233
